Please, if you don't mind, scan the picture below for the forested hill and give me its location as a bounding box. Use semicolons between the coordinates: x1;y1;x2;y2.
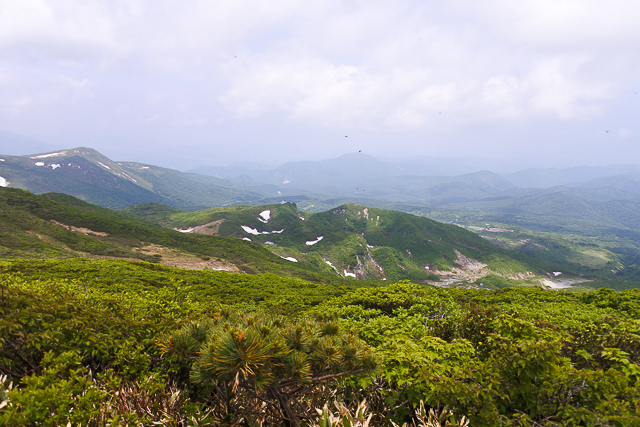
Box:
0;187;340;282
0;147;274;209
121;201;561;283
0;187;560;285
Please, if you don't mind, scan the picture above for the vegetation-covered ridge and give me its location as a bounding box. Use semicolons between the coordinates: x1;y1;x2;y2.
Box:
121;201;561;284
0;147;273;209
0;187;349;283
5;147;640;287
0;258;639;426
0;185;558;285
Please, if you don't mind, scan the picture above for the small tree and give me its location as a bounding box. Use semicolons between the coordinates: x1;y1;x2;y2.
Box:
160;310;376;426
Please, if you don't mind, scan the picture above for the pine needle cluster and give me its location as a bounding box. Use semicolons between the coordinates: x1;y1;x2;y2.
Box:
160;310;376;426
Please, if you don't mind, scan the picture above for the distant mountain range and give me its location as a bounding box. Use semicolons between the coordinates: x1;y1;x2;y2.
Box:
4;147;640;211
4;147;640;254
192;152;640;207
4;146;640;286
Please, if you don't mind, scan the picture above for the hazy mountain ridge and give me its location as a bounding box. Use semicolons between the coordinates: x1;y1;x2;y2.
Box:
7;147;640;212
192;153;640;207
505;164;640;188
0;147;274;209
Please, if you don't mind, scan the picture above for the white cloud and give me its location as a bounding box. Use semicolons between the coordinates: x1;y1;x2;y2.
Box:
219;49;613;129
0;0;638;163
0;0;120;59
476;0;640;48
214;1;634;130
524;57;611;120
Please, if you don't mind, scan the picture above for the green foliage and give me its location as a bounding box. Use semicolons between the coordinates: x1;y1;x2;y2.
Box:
473;274;524;290
314;285;640;426
161;311;376;426
0;258;366;315
1;260;640;426
0;351;107;426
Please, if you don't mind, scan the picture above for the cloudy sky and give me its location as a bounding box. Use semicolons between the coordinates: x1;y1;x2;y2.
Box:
0;0;639;170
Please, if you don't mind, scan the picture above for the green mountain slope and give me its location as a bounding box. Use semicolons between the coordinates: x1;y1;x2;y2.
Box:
0;148;269;209
442;191;640;236
0;187;343;282
424;191;640;285
122;202;558;283
0;150;167;208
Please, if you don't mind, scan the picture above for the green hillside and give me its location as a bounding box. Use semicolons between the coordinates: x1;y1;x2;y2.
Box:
116;161;270;210
122;201;559;283
0;187;347;283
422;191;640;285
0;150;168;208
0;148;269;209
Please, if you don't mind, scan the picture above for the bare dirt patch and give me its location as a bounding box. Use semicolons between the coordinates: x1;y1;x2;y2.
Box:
50;220;108;237
426;250;491;286
173;219;226;235
540;278;590;289
453;250;487;272
134;244;239;272
162;260;239;272
192;219;226;235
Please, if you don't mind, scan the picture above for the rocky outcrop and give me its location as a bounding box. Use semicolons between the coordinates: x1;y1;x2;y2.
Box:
352;248;386;280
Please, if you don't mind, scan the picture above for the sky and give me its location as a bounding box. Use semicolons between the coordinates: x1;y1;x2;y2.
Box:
0;0;639;171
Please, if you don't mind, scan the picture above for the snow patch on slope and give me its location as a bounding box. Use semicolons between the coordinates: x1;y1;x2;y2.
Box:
280;256;298;262
323;259;341;276
258;210;271;223
305;236;323;245
31;152;65;159
241;226;284;235
241;226;265;235
0;176;7;187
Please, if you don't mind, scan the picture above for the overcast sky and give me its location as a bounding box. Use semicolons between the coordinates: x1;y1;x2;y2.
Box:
1;0;639;170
